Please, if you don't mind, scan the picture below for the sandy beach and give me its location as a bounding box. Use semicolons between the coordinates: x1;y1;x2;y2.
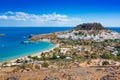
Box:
0;43;59;64
30;43;59;57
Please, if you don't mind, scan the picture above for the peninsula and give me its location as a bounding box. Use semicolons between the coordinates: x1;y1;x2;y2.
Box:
0;23;120;80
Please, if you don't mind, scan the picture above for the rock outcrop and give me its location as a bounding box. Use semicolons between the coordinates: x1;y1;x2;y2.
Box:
0;34;5;37
74;23;106;30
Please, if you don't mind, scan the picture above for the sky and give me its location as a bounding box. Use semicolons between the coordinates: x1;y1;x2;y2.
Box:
0;0;120;27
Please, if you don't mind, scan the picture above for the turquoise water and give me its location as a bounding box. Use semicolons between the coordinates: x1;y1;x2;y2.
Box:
0;27;72;62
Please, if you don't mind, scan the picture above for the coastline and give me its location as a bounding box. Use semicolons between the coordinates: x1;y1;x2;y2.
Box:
0;43;59;64
29;43;59;57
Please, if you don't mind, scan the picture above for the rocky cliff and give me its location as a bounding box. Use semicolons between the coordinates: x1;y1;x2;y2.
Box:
74;23;106;30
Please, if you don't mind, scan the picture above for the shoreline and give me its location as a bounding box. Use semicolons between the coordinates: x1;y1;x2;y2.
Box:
0;43;59;64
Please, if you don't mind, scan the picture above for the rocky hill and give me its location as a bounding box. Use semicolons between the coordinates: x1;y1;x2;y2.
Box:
74;23;106;30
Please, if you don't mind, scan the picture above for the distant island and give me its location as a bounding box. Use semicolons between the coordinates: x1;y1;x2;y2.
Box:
0;34;5;37
0;23;120;80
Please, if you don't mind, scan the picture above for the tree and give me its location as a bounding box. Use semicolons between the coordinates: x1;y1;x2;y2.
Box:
41;53;49;60
60;53;66;59
50;52;57;59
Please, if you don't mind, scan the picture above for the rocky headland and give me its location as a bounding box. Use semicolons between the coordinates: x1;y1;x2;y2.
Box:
30;23;120;43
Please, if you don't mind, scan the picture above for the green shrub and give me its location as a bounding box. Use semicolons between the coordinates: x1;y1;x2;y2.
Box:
74;32;84;36
117;53;120;60
102;61;109;65
50;52;57;59
78;31;84;35
31;56;40;60
28;56;32;58
59;53;66;59
91;53;97;59
84;54;90;59
117;52;120;56
20;63;33;69
41;56;49;60
72;52;77;56
41;61;49;68
16;59;21;63
100;53;115;59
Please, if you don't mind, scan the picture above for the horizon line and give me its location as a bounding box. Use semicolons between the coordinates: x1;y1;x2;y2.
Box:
0;26;120;27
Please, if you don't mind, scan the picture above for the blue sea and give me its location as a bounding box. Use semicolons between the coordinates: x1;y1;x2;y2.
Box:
0;27;120;62
107;27;120;33
0;27;73;62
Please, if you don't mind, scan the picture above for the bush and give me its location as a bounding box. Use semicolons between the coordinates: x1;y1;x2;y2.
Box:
16;59;21;63
50;53;57;60
41;56;49;60
72;52;77;56
102;61;109;66
78;31;84;35
84;54;90;59
74;32;84;36
31;56;40;61
117;52;120;56
117;53;120;60
100;53;115;59
41;61;49;68
20;63;33;69
91;53;97;59
59;54;66;59
72;52;78;60
28;56;32;58
2;62;8;65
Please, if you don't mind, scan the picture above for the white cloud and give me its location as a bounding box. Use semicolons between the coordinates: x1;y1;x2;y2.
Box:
0;15;8;19
0;11;81;26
